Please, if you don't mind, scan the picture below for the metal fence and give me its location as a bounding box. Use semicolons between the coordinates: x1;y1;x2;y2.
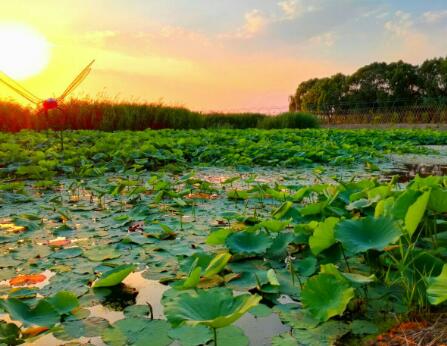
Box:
310;105;447;125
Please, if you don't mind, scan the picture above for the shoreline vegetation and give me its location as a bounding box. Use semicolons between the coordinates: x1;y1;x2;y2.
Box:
0;99;319;132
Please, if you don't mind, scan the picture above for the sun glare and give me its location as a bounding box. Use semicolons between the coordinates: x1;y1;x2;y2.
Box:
0;23;50;80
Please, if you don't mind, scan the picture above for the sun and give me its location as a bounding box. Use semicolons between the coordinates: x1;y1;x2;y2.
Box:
0;23;50;80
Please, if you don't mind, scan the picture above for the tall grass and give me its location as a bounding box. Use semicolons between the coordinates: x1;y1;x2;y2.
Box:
0;99;320;131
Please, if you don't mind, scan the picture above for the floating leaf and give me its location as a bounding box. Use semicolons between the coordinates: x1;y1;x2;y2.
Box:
52;247;83;259
292;320;351;345
301;273;354;322
216;325;249;345
168;325;213;346
93;264;135;288
225;231;272;256
163;287;261;328
84;246;121;262
53;317;110;340
272;333;298;346
47;291;79;315
206;228;232;245
335;216;402;255
1;299;59;327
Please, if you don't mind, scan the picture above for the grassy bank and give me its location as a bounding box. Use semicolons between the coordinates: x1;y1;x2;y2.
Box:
0;99;319;131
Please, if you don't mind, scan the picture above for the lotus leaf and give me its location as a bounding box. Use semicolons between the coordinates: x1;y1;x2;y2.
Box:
301;273;354;322
225;231;272;255
427;264;447;305
93;264;135;288
335;216;402;255
163;287;261;328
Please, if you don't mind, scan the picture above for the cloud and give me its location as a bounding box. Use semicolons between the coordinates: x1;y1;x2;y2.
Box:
220;9;267;39
277;0;316;20
423;10;447;23
308;31;336;47
384;11;413;37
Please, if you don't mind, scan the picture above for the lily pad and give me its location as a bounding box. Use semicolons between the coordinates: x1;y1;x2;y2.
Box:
216;325;249;346
47;291;79;315
1;298;59;327
93;264;136;288
225;231;273;256
168;325;213;346
84;246;121;262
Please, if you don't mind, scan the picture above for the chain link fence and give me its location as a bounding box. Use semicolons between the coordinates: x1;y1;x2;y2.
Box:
309;104;447;125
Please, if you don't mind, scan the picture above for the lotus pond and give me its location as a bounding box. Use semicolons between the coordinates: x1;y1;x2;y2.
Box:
1;129;447;346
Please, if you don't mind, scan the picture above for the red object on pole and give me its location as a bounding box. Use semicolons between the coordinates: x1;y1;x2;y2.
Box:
42;98;58;111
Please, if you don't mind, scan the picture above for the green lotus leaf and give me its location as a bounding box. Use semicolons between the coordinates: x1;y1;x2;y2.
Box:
405;190;430;236
272;201;293;219
309;217;339;256
53;317;110;340
291;258;316;278
216;325;249;345
301;273;354;322
203;252;231;278
163;287;261;328
47;291;79;315
180;266;202;289
206;228;232;245
259;219;288;232
168;325;213;346
123;304;151;318
272;333;298;346
132;320;172;346
391;189;420;220
93;264;135;288
428;188;447;213
427;264;447;305
335;216;402;255
225;231;273;255
266;232;294;259
1;298;60;327
0;321;21;345
84;246;121;262
292;320;351;346
52;247;83;259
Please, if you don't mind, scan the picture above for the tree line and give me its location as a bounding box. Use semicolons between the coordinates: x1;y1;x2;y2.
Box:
289;57;447;112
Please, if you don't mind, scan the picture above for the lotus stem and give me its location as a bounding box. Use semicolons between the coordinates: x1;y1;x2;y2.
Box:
213;328;217;346
146;302;154;320
340;244;351;273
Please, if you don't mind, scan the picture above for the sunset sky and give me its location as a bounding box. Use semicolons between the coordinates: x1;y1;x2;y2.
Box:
0;0;446;112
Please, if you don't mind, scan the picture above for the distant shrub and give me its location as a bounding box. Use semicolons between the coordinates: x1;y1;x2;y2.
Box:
258;112;320;129
0;99;320;131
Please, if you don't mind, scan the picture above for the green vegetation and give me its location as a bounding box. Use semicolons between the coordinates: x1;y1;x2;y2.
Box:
0;128;447;345
289;56;447;112
1;128;446;180
0;99;319;131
